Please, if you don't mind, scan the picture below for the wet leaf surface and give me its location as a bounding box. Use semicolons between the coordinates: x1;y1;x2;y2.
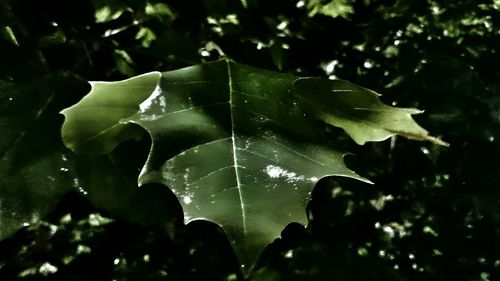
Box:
61;58;443;273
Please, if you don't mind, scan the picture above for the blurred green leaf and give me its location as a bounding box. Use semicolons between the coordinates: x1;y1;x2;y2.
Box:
145;2;174;19
0;76;83;240
306;0;354;19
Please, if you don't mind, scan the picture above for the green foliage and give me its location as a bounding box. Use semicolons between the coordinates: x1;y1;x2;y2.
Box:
59;58;445;272
0;0;499;280
305;0;354;19
0;76;83;240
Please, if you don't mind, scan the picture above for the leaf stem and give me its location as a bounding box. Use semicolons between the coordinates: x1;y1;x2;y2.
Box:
205;41;227;58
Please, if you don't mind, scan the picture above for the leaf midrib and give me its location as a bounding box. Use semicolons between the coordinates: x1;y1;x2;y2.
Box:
226;59;248;236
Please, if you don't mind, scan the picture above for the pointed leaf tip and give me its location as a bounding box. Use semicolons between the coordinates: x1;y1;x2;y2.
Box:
293;78;448;147
402;132;450;147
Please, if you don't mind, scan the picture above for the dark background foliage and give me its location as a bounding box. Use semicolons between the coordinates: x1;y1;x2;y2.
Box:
0;0;499;280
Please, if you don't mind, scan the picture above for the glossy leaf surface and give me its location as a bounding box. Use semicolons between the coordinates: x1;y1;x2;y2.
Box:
61;72;161;155
61;58;445;273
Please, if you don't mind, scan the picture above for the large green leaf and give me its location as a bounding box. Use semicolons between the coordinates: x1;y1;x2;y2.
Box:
60;58;446;273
